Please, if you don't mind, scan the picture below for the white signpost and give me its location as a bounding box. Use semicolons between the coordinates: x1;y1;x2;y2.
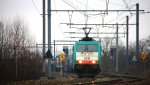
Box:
132;56;137;62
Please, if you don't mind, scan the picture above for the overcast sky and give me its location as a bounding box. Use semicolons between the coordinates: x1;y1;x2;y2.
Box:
0;0;150;45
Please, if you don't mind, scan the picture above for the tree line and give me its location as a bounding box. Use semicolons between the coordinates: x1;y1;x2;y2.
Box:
0;17;42;84
0;16;150;84
101;36;150;76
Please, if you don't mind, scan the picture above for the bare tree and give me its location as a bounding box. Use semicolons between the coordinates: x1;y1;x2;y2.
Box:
101;38;113;72
0;17;42;84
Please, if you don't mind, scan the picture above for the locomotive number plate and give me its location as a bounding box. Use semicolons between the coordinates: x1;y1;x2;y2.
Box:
84;57;90;60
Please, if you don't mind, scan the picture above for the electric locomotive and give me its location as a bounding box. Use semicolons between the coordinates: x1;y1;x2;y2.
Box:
73;27;102;77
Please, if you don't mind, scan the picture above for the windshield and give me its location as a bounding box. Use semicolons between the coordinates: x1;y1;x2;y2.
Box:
77;44;97;52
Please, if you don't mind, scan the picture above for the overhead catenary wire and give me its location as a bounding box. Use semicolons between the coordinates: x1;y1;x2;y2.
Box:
68;11;73;29
66;9;131;27
55;1;144;43
51;0;67;39
62;0;78;10
98;0;125;7
143;6;150;14
101;13;106;28
53;4;144;27
105;4;136;25
54;0;66;22
75;0;93;10
106;14;134;41
32;0;41;16
106;0;109;14
53;0;57;10
54;0;71;37
122;0;133;16
84;0;89;28
62;0;85;15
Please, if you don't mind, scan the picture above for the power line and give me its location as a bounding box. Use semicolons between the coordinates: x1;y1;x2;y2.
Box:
75;0;93;10
98;0;125;7
60;23;136;25
64;32;125;34
105;0;110;14
54;0;57;10
53;0;67;38
62;0;78;10
146;6;150;10
144;6;150;13
122;0;133;16
51;9;144;12
32;0;41;15
62;0;84;15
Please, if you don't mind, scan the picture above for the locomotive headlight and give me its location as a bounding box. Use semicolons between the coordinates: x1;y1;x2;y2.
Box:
79;60;82;64
86;53;89;56
85;52;89;56
92;60;96;64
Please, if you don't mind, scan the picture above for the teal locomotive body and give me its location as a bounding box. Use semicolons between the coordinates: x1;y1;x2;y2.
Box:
73;40;102;77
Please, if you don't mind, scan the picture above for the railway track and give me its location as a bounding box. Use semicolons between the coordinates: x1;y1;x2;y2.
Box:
69;73;143;85
7;73;149;85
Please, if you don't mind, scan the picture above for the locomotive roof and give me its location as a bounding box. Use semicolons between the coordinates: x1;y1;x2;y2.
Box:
80;36;95;41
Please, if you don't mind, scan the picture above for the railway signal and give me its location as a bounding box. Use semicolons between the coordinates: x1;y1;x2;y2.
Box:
59;53;66;63
140;52;148;62
45;49;53;59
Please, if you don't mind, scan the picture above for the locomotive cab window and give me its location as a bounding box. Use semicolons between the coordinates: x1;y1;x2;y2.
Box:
77;44;97;52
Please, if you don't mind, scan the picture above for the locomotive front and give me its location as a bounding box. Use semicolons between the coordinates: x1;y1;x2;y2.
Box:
73;41;101;77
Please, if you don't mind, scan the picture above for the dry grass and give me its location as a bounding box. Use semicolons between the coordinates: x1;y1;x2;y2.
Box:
6;78;150;85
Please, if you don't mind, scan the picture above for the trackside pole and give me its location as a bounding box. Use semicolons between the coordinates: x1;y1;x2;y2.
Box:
48;0;52;78
116;23;118;73
42;0;46;76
